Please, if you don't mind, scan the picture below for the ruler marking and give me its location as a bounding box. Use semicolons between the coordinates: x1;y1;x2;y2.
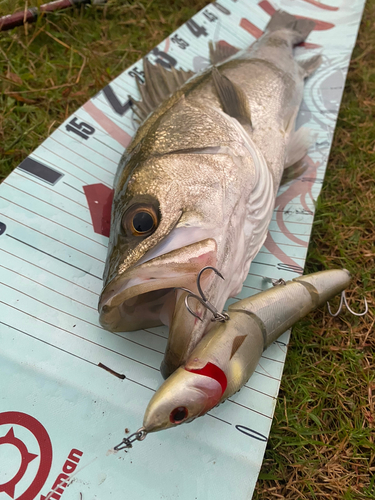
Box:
14;171;89;210
3;183;92;225
0;321;97;368
0;281;165;356
0;300;160;372
40;144;113;187
2;214;105;264
50;135;116;175
0;247;99;296
0;264;97;311
5;234;102;280
227;399;272;420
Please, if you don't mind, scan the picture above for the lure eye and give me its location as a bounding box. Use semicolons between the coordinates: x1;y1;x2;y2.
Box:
170;406;188;424
122;204;159;237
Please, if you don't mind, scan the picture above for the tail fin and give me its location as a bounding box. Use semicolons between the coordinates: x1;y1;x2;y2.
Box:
266;10;315;45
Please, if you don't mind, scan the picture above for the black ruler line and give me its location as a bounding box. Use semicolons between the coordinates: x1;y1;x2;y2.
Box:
38;145;112;188
125;378;156;392
59;128;119;165
257;250;305;261
0;264;97;311
93;135;123;156
50;135;116;175
242;284;262;291
0;196;107;250
252;261;275;268
243;385;276;400
277;201;315;206
254;370;281;382
247;271;270;279
271;217;313;226
5;234;102;280
0;300;160;372
32;152;90;186
206;413;232;426
0;321;97;367
63;182;86;195
227;399;272;420
2;215;105;264
14;171;89;210
263;239;308;249
261;355;284;364
0;281;165;356
71;109;130;152
0;247;100;296
4;183;92;225
268;228;309;237
143;328;168;340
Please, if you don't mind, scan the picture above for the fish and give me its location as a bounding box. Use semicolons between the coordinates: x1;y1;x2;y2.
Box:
98;10;322;378
142;269;351;433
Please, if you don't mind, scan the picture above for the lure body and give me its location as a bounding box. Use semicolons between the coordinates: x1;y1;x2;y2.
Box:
143;269;351;433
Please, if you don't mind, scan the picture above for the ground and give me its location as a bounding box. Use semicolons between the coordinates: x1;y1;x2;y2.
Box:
0;0;374;498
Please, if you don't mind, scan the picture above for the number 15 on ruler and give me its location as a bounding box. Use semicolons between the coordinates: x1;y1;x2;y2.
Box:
66;118;95;140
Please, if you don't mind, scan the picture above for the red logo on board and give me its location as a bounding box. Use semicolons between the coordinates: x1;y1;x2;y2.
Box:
0;411;53;500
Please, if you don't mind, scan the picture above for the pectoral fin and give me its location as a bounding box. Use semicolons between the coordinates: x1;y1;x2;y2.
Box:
212;67;252;128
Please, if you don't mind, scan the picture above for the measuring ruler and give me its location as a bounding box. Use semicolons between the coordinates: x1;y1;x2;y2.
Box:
0;1;366;499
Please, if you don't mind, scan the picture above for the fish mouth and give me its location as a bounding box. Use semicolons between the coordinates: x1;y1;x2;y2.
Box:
98;238;217;332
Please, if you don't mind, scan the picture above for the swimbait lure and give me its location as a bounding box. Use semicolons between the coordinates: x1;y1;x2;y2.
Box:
115;268;354;447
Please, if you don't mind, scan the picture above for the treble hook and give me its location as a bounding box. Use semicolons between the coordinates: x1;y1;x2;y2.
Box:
327;290;368;318
175;266;230;322
114;427;147;451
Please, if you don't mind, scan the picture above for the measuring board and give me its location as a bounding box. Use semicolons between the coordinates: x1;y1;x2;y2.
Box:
0;0;366;499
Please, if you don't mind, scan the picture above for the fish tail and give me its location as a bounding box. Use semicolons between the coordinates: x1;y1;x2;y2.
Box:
266;10;315;45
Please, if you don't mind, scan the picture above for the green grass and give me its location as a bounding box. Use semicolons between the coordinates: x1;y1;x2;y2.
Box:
1;1;374;498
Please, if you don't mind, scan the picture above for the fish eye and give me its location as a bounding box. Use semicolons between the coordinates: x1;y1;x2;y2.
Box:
122;204;159;237
169;406;188;424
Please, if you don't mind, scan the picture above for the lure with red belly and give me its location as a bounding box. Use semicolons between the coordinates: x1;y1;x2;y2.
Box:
142;269;351;433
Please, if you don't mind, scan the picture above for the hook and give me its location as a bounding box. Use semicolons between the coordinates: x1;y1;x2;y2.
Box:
327;290;368;318
175;266;230;322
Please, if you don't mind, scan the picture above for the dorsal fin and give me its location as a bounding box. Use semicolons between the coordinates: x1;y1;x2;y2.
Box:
132;58;195;122
209;40;240;65
211;67;252;128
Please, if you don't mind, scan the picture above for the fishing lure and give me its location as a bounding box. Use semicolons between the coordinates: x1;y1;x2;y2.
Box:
115;268;366;449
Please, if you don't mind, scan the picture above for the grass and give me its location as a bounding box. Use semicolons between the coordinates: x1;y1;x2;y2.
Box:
1;0;374;498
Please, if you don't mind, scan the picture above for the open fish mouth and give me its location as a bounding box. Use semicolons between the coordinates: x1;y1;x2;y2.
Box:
98;238;217;332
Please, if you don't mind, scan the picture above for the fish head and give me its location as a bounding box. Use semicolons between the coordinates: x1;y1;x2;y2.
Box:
143;363;225;432
99;151;231;333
